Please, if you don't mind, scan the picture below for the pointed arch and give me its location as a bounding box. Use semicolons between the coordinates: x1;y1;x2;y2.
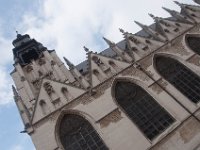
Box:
93;69;104;81
154;55;200;103
39;100;49;115
185;34;200;55
61;87;73;101
108;60;120;72
113;79;175;140
57;113;108;150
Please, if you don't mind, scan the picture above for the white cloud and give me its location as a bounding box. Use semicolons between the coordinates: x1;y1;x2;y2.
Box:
12;145;23;150
0;0;197;107
18;0;197;66
18;0;174;64
0;67;13;105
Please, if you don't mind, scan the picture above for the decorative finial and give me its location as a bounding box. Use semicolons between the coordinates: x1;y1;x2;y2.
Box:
119;28;125;34
83;46;89;52
149;13;155;18
162;7;172;13
12;85;19;100
103;37;115;47
174;1;181;6
134;21;145;28
63;57;74;69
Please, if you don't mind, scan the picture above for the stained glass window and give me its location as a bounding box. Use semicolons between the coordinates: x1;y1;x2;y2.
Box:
115;81;175;140
59;114;108;150
155;56;200;103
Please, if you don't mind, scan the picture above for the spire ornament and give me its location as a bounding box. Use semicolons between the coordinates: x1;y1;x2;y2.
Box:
63;57;75;69
12;85;19;100
103;37;116;47
83;46;90;53
162;7;194;24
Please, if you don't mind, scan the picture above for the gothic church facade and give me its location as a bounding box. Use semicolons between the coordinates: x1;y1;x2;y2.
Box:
11;1;200;150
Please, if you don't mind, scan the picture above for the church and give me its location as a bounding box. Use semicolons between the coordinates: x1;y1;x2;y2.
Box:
10;1;200;150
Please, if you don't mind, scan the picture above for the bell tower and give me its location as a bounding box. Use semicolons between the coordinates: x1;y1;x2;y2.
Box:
10;34;91;148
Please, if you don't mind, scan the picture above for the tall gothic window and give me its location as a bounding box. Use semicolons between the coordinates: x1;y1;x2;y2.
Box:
155;56;200;103
59;114;108;150
186;36;200;54
115;81;175;140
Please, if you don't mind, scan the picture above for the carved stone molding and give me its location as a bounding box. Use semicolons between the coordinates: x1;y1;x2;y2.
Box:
121;67;134;76
80;94;93;105
187;54;200;66
26;65;33;73
98;109;122;128
149;83;163;94
51;60;56;66
160;37;190;56
49;111;59;123
97;78;114;91
140;56;152;69
38;58;46;66
44;71;54;80
157;79;168;88
34;116;49;129
32;78;42;89
21;76;25;81
121;67;149;81
43;82;55;95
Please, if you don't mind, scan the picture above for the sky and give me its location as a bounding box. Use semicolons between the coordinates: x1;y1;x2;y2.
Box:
0;0;197;149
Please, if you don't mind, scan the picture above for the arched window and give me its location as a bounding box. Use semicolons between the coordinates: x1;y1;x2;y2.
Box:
59;114;108;150
115;81;175;140
109;60;120;72
39;100;49;115
61;87;73;101
93;69;104;81
155;56;200;103
186;36;200;54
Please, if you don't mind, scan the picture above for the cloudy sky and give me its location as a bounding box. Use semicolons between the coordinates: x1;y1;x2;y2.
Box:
0;0;196;149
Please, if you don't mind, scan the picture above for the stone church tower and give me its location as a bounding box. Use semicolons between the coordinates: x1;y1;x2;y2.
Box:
10;1;200;150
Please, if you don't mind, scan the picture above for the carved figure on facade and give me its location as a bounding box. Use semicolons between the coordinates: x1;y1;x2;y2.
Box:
32;78;42;89
51;60;56;66
38;58;46;66
43;82;55;95
26;65;33;73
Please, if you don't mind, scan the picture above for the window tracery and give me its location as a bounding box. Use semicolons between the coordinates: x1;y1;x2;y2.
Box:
114;81;175;140
59;114;108;150
155;56;200;103
186;36;200;55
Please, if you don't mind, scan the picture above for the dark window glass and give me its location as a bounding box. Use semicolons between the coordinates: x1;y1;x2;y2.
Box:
187;36;200;54
115;81;175;140
59;114;108;150
155;56;200;103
